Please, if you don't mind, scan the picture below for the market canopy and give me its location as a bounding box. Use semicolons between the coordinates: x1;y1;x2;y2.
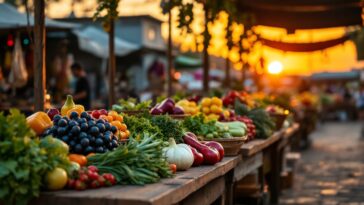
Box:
237;0;362;30
174;54;202;70
72;26;140;58
0;3;77;30
260;35;350;52
310;71;360;82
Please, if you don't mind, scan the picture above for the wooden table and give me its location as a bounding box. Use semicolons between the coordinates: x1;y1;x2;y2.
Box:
33;125;300;205
33;157;240;205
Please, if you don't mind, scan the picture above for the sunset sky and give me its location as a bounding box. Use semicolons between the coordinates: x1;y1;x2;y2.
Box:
2;0;363;76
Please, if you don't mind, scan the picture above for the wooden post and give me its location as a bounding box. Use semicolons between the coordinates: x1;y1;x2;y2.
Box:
167;9;173;96
224;57;230;88
108;19;115;108
242;63;247;89
34;0;46;111
202;4;209;93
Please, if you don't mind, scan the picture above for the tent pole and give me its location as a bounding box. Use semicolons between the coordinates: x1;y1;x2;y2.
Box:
167;8;173;97
34;0;46;111
108;18;116;108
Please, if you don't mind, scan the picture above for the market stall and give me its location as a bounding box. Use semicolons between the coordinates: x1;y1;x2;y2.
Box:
0;91;306;205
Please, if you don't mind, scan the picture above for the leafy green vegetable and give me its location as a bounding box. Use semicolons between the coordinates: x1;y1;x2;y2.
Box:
182;114;218;137
235;100;275;139
0;109;70;205
114;98;151;112
149;115;184;143
124;115;163;139
88;133;172;185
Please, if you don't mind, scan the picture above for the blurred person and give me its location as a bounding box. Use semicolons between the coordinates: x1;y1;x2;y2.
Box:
70;63;91;110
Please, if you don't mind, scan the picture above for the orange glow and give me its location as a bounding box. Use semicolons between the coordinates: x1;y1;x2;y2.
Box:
268;61;283;74
174;72;181;80
41;1;364;76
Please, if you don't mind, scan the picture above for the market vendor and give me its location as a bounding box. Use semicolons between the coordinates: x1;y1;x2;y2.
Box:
70;63;91;110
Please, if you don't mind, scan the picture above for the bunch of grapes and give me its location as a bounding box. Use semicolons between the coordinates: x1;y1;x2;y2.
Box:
44;111;120;155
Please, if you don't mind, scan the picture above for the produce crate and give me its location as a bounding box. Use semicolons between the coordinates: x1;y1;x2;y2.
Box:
269;113;287;131
204;137;246;156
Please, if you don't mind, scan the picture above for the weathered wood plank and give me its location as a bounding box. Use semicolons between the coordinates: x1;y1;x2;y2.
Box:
233;152;263;182
241;131;284;157
33;157;240;205
181;176;225;205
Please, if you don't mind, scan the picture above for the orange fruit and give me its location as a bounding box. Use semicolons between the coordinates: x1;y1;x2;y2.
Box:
125;130;130;137
115;114;123;122
211;97;222;106
68;154;87;167
202;107;210;114
201;98;212;107
120;123;127;131
108;110;118;117
106;115;114;122
111;121;122;130
119;131;127;139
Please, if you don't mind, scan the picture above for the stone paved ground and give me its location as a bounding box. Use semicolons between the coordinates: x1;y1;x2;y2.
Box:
280;122;364;205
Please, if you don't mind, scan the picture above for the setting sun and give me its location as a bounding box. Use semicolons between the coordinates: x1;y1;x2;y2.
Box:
268;61;283;75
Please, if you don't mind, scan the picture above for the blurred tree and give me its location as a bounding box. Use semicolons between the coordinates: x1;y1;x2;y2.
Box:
94;0;120;107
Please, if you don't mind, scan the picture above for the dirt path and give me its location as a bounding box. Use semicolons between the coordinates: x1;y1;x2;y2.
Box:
280;122;364;205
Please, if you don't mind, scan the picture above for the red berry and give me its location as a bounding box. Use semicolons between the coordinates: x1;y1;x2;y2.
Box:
92;110;100;119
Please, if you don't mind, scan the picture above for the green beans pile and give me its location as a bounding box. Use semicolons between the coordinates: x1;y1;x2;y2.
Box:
87;133;172;185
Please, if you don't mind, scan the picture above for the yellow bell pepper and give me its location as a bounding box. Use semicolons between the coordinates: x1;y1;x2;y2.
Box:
66;105;85;117
26;112;52;135
61;95;76;116
61;95;85;117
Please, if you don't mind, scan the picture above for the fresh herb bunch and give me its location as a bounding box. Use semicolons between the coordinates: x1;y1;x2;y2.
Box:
87;133;172;185
149;115;184;143
0;109;70;205
123;115;163;139
182;114;218;137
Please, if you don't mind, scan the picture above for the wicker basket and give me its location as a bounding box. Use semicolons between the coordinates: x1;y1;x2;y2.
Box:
269;113;288;131
204;137;246;156
169;114;190;120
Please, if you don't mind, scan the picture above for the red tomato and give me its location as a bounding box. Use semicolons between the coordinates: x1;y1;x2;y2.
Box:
169;164;177;174
74;180;86;190
87;165;99;173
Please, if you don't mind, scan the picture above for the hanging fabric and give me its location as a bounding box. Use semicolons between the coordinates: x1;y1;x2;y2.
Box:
8;36;28;88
